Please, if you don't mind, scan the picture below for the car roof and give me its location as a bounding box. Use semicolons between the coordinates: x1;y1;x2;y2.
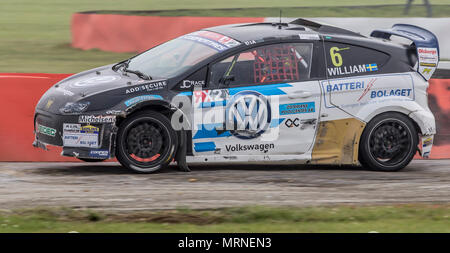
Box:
205;18;364;42
205;18;406;53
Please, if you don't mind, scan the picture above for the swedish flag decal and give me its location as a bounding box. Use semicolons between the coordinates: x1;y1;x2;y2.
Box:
365;63;378;72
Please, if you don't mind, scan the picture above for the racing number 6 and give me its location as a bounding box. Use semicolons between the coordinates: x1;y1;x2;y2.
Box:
330;47;343;67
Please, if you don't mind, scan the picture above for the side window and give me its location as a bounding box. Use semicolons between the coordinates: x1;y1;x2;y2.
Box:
325;42;390;78
210;43;313;87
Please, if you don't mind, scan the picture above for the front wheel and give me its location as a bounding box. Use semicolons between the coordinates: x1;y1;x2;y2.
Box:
116;111;178;173
359;112;418;172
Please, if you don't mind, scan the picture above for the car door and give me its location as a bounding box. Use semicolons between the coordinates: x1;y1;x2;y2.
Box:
191;42;322;156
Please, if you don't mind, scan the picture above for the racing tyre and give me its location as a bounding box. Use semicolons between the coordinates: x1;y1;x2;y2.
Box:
359;112;418;172
116;111;178;173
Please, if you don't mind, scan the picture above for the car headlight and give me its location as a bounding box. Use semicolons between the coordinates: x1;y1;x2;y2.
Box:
59;102;90;114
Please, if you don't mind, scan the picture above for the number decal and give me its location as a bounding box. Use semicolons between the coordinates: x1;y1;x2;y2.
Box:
329;47;349;67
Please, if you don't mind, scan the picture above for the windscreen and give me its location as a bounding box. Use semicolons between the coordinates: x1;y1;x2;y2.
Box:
127;31;241;79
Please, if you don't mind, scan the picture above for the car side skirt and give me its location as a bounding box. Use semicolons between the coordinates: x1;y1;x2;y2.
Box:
311;118;366;165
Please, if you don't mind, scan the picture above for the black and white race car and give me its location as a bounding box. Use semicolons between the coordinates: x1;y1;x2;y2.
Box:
33;18;438;173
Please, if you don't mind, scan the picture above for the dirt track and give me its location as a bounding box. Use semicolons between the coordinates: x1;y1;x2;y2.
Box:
0;160;449;211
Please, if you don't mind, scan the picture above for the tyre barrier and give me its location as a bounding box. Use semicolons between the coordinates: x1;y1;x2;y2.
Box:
0;73;448;161
71;13;264;53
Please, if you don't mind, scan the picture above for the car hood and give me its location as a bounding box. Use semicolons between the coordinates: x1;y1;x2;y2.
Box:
35;64;155;114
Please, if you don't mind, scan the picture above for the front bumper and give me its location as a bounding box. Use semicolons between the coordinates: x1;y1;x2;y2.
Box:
33;109;117;159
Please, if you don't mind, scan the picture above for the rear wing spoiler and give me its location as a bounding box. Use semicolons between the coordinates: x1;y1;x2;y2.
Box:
371;24;439;80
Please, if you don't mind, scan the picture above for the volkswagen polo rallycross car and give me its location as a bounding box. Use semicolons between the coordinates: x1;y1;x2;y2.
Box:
33;19;438;173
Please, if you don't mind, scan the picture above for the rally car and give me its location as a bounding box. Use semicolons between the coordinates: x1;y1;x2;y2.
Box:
33;18;438;173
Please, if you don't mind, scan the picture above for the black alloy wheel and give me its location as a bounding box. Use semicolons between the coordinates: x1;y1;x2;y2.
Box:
359;112;418;171
116;111;177;173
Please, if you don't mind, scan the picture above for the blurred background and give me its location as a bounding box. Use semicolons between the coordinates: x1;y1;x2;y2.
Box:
1;0;449;73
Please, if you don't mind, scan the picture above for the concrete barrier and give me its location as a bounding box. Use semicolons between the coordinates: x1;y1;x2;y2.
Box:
0;73;448;161
71;13;264;53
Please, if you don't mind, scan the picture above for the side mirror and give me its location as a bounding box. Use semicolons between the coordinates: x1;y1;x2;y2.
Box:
219;75;235;86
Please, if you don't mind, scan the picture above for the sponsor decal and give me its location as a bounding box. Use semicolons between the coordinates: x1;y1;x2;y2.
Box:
322;74;415;109
284;118;300;128
423;136;433;147
193;89;228;108
327;63;378;76
298;33;320;40
81;125;99;134
105;110;123;115
329;46;349;66
63;123;81;132
181;31;241;52
62;123;99;148
421;135;433;158
79;115;116;123
284;118;317;128
370;89;412;98
225;91;271;139
194;141;216;152
326;80;365;92
244;40;257;46
422;68;432;75
357;78;377;102
417;47;438;80
279;102;315;115
125;80;167;94
420;62;437;67
327;45;378;76
124;95;163;107
89;150;109;159
181;80;204;89
45;99;54;110
299;118;317;129
63;133;98;148
418;47;438;60
55;86;74;96
71;76;120;88
37;124;56;137
225;143;275;153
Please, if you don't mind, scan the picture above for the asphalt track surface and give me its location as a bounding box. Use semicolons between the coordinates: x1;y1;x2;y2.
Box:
0;160;449;211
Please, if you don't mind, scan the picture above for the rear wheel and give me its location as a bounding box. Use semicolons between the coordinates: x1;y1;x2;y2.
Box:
116;111;177;173
359;112;418;172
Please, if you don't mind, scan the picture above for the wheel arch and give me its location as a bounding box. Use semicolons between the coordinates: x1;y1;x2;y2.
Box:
356;104;425;135
115;100;191;129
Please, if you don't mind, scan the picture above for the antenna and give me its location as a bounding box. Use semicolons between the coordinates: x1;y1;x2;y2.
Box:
278;9;282;29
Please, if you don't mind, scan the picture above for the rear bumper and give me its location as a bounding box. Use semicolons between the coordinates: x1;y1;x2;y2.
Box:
33;109;117;159
409;109;436;158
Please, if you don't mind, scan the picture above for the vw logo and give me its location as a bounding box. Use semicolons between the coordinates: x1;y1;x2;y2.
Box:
225;91;271;139
71;76;120;88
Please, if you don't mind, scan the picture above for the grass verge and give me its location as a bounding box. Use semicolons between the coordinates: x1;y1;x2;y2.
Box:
0;204;449;233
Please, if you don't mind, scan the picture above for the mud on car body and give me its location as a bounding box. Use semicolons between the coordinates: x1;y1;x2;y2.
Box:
33;19;438;173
